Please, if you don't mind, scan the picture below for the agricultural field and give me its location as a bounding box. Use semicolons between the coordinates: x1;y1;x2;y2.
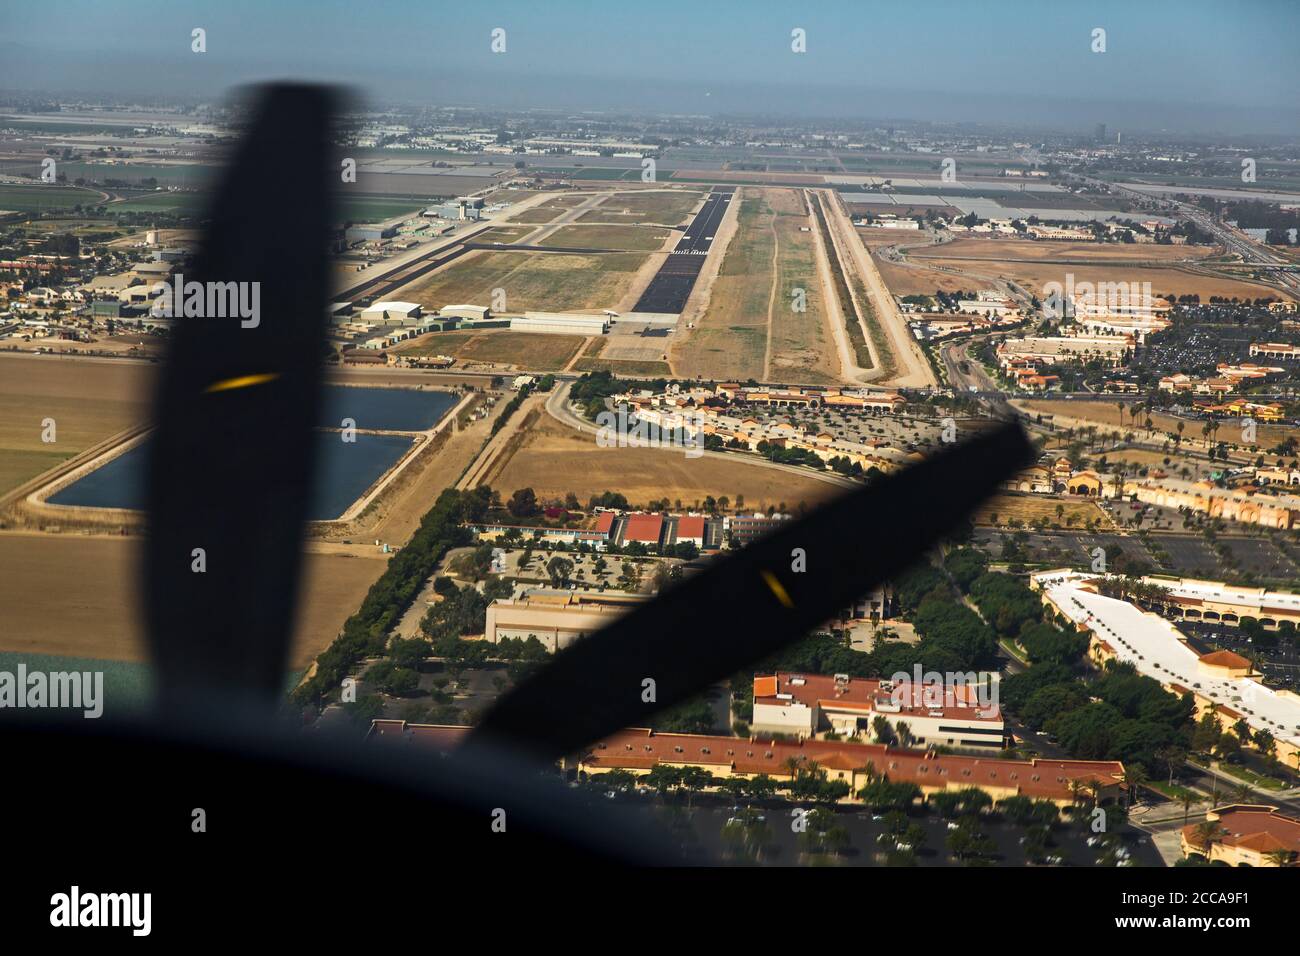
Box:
399;330;587;371
396;249;650;313
335;195;430;222
538;224;671;251
577;189;703;224
107;191;206;214
0;355;152;497
0;182;107;212
483;409;842;512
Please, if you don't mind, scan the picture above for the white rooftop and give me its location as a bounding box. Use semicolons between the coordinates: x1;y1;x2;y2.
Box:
1034;571;1300;748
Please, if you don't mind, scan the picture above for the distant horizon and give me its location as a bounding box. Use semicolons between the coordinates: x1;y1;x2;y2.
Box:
3;0;1298;136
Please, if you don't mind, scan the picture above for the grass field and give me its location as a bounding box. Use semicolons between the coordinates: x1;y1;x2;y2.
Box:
396;249;650;313
484;410;842;511
0;183;106;212
875;257;998;295
0;355;152;496
538;224;671;251
400;330;587;371
108;192;206;214
577;190;703;224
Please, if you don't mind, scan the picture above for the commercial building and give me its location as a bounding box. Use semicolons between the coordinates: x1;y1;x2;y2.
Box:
1250;342;1300;361
1181;804;1300;867
751;673;1006;751
370;719;1125;807
995;334;1132;368
485;591;648;652
510;312;609;336
579;728;1123;807
1123;477;1300;529
1032;571;1300;770
722;513;791;548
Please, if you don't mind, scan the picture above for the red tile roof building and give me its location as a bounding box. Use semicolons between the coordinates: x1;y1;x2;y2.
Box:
583;728;1122;807
1181;805;1300;867
622;512;664;546
752;672;1006;751
368;721;1123;807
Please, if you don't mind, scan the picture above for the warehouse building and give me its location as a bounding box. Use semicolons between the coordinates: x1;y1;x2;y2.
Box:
441;304;490;321
509;312;609;336
345;224;397;243
361;300;422;322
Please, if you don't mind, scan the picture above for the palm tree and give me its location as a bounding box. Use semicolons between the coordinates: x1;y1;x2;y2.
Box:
1180;792;1196;826
1192;820;1221;861
783;755;802;781
1120;765;1149;809
1265;848;1297;867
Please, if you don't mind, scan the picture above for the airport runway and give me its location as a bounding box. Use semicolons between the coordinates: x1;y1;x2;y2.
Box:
632;187;734;313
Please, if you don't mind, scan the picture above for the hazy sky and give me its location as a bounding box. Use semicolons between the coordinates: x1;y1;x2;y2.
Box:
4;0;1298;134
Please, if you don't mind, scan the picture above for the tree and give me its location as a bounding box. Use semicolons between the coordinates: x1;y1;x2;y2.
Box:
1192;820;1221;861
871;715;896;745
507;487;539;518
546;555;575;588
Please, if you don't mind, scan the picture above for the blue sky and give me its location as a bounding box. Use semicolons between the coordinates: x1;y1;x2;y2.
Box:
4;0;1298;133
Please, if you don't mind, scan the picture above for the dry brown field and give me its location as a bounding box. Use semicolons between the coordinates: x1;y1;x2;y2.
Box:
919;258;1294;303
874;258;997;295
0;533;388;667
673;186;838;383
970;494;1109;528
913;238;1222;262
396;249;650;313
0;355;152;496
769;202;838;383
671;188;774;381
577;189;703;225
1022;399;1300;449
474;226;535;244
399;330;587;371
539;224;672;251
484;411;842;512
